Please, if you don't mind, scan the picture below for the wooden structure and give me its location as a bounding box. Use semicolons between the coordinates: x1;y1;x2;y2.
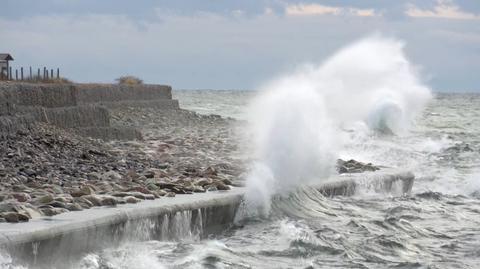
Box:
0;53;14;80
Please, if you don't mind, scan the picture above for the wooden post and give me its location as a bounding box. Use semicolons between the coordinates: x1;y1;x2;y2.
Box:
21;67;24;80
29;66;32;80
9;67;12;80
43;67;47;79
37;68;40;80
15;69;18;80
57;68;60;79
50;69;53;79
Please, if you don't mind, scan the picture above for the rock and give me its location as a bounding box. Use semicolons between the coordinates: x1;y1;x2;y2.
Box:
65;203;83;211
195;178;212;187
143;170;156;178
336;159;380;174
11;192;31;202
3;212;18;223
40;207;68;217
130;192;147;200
73;197;94;208
146;183;159;191
54;195;73;203
100;196;118;206
87;172;101;181
156;189;168;196
111;192;131;198
71;185;96;197
124;196;141;204
192;185;205;193
77;202;92;209
206;186;218;192
102;171;122;181
221;178;233;185
48;201;67;208
214;182;230;191
3;212;29;223
165;192;176;197
0;201;23;213
82;195;103;206
34;194;54;204
202;166;217;177
128;186;152;195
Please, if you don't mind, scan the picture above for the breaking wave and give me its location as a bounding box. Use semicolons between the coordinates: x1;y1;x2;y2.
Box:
245;35;432;215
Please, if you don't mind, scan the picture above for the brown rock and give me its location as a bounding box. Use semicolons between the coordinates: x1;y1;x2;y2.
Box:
11;192;31;202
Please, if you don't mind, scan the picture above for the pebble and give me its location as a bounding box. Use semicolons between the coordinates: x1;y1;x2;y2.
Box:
0;107;246;222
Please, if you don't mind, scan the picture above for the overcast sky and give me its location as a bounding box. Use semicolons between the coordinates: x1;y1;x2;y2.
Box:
1;0;479;91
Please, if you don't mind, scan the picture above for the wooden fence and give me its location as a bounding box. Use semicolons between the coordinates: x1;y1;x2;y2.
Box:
0;67;61;81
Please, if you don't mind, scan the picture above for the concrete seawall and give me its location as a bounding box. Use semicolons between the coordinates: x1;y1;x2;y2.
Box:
0;169;414;268
75;83;172;103
0;82;179;140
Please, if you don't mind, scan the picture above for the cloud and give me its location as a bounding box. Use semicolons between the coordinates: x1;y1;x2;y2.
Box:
285;3;378;17
1;4;479;91
406;0;480;20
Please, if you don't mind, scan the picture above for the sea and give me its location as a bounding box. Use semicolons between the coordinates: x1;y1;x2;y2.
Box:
72;90;479;269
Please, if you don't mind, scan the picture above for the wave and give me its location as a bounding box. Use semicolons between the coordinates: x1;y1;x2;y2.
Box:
245;35;432;215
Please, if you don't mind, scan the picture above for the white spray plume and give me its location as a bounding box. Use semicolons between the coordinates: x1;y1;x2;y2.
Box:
245;35;432;215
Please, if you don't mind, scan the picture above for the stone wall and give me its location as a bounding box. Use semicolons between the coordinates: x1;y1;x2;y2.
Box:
0;83;77;108
75;83;172;103
0;82;178;140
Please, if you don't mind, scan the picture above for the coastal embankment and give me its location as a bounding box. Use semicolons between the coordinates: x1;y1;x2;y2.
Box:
0;82;416;268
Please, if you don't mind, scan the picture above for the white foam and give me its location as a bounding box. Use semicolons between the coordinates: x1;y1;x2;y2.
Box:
245;35;432;215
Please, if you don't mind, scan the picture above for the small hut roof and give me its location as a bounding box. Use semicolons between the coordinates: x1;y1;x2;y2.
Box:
0;54;14;61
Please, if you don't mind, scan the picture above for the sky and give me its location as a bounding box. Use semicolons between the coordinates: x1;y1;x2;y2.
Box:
1;0;479;91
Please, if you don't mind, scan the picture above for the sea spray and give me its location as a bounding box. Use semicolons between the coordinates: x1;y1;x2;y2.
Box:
245;35;432;215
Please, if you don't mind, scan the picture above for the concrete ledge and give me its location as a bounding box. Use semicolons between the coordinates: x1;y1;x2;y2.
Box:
0;169;414;267
318;169;414;196
0;189;243;267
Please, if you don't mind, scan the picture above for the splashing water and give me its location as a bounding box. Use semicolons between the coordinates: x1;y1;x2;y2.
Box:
245;35;432;215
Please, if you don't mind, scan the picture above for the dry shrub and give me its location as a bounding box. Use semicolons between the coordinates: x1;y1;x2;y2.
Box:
116;75;143;85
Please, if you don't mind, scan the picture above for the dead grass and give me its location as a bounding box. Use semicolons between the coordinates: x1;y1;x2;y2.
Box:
115;75;143;86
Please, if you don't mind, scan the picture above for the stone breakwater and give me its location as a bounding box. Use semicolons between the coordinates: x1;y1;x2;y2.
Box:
0;82;244;223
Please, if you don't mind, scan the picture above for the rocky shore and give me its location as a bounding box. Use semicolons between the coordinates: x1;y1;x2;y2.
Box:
0;106;246;223
0;93;381;223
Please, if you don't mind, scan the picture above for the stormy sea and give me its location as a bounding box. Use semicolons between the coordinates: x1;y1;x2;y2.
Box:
6;37;480;269
69;90;480;269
